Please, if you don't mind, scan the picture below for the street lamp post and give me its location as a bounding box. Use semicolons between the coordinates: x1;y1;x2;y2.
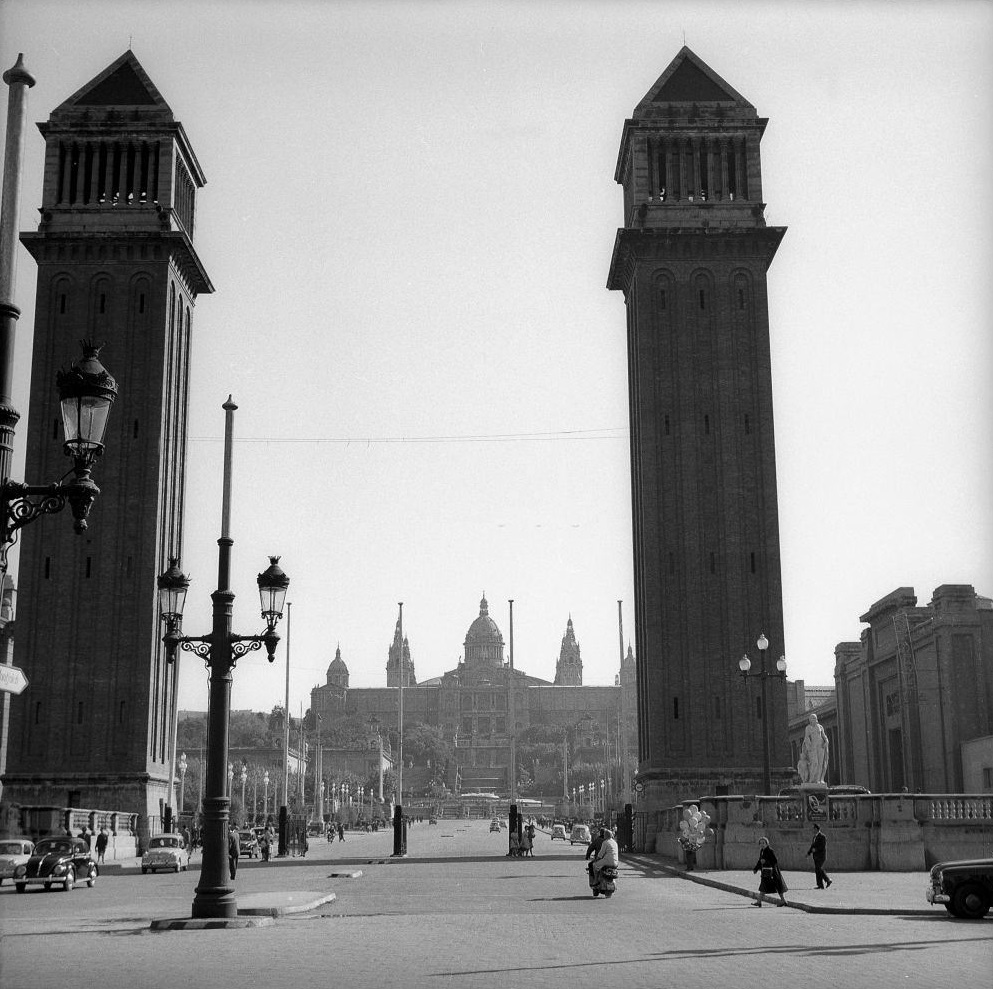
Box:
227;762;234;797
1;343;118;575
263;770;270;821
155;397;289;920
737;632;788;795
178;752;188;820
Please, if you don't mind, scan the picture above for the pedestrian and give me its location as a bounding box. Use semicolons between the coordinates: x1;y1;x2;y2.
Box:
806;823;832;889
327;824;335;844
521;827;533;858
752;836;788;907
260;829;271;862
337;822;344;841
301;833;309;858
79;825;92;850
508;830;520;857
228;825;240;880
95;828;108;864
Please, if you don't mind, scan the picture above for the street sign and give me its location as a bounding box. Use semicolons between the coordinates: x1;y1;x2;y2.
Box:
633;781;645;793
0;665;29;695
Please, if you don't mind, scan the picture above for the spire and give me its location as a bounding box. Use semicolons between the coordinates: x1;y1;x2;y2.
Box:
479;593;489;616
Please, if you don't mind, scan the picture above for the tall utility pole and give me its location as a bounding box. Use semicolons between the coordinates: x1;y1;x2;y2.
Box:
618;600;629;802
508;599;515;802
397;602;404;803
0;54;35;484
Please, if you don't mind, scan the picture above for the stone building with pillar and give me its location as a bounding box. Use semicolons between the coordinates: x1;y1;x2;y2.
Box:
833;585;993;794
607;47;791;806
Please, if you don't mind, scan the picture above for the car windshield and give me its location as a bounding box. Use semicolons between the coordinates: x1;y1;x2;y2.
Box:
239;832;253;840
149;837;180;848
34;840;72;856
0;841;29;854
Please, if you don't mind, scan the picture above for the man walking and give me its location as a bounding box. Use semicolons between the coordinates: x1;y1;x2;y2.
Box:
228;825;240;880
806;823;832;889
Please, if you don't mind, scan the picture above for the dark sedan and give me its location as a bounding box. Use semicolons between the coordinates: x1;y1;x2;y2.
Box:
13;836;98;893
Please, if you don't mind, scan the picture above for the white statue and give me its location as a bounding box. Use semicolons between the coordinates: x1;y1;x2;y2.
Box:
797;713;829;786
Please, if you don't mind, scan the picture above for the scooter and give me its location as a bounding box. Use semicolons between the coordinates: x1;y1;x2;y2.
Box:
587;863;618;898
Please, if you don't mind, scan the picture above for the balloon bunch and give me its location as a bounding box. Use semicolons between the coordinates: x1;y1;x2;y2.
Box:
677;804;713;851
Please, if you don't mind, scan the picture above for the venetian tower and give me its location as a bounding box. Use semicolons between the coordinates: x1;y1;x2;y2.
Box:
2;53;212;821
607;48;790;804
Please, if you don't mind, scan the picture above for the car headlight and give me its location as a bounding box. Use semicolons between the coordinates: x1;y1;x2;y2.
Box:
53;863;67;874
14;865;26;877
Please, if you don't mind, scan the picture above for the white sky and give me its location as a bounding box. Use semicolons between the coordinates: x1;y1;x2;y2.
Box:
2;0;991;719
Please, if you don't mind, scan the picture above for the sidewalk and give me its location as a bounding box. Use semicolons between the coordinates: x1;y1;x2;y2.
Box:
627;854;934;914
99;828;388;925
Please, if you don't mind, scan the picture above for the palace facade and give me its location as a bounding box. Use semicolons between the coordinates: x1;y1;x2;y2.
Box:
310;596;637;795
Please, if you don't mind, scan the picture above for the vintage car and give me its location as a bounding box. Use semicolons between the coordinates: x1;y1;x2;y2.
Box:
550;823;567;841
141;833;188;874
926;858;993;919
570;824;592;845
238;829;260;858
0;838;34;885
13;836;98;892
489;820;502;833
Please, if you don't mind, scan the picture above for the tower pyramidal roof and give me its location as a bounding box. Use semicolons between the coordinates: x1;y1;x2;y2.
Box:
634;46;753;113
54;51;173;118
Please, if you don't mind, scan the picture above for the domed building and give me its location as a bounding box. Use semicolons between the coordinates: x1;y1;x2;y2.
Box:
310;595;635;798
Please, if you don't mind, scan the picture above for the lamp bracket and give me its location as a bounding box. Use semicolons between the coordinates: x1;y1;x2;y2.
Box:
1;480;67;573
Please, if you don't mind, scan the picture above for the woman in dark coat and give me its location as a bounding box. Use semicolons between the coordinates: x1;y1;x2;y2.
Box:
752;836;788;907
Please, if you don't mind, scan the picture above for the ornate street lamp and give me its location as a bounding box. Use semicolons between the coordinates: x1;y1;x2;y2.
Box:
178;752;188;820
156;397;289;920
737;632;788;795
263;770;270;820
1;343;118;574
239;762;247;819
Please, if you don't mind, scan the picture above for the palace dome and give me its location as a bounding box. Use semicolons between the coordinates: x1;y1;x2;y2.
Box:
465;594;502;643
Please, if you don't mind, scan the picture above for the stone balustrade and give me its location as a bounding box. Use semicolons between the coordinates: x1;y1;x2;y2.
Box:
638;792;993;871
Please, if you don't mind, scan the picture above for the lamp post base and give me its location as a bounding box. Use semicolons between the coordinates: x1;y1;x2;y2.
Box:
192;883;239;919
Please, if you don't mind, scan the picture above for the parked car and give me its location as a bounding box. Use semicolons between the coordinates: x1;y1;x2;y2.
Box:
428;818;438;825
926;858;993;919
0;838;34;885
141;833;188;874
13;836;98;892
489;820;502;833
550;824;567;841
238;830;260;858
570;824;592;845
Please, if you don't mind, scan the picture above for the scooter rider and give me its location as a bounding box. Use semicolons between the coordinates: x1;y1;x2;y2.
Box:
591;828;619;880
585;826;606;863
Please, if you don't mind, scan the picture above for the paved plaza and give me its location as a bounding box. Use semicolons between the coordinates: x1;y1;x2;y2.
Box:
1;819;989;989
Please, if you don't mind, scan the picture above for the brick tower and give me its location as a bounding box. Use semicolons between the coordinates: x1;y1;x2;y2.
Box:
607;48;790;805
2;53;212;824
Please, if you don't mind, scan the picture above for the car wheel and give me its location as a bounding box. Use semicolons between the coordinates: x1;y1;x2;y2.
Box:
592;890;599;897
44;883;51;890
87;866;97;887
63;868;75;892
605;891;614;898
15;883;26;893
951;882;991;920
142;867;148;874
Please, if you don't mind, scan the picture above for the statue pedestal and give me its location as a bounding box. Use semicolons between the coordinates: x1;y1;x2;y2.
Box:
799;784;828;821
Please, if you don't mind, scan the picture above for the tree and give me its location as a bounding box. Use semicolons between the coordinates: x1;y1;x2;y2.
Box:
402;723;452;768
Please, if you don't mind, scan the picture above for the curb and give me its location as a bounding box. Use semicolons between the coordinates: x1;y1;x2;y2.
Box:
149;916;275;931
237;891;337;917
